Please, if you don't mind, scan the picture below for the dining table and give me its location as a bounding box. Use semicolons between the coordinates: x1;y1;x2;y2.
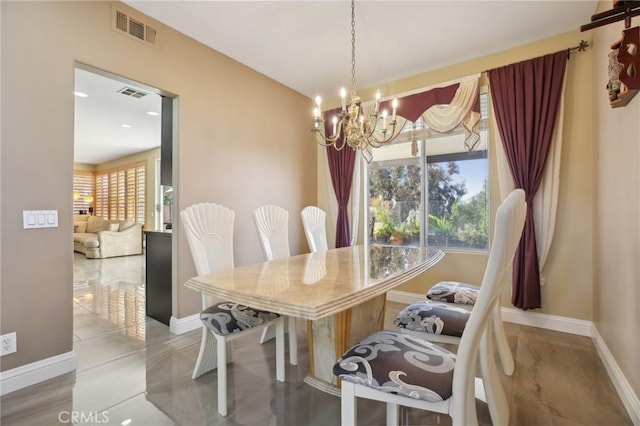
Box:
185;244;444;395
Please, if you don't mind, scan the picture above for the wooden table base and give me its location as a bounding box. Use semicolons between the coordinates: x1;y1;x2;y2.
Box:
304;294;386;395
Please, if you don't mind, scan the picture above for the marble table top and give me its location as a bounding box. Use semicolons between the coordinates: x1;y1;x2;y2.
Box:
185;245;444;320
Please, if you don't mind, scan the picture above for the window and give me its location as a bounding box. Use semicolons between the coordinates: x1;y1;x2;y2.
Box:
367;92;489;251
73;171;95;215
95;161;146;225
426;149;488;249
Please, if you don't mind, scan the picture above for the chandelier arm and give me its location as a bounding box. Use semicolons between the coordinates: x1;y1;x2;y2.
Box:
314;134;347;151
313;118;348;150
366;123;402;146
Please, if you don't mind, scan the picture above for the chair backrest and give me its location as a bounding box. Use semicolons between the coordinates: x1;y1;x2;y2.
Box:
180;203;235;276
253;205;290;261
300;206;328;253
451;189;526;413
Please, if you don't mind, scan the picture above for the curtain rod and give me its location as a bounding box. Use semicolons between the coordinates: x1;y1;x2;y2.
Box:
482;40;591;75
566;40;590;59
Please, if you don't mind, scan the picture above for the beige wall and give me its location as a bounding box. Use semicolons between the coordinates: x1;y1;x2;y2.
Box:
0;1;315;371
319;30;595;319
94;147;160;231
591;2;640;402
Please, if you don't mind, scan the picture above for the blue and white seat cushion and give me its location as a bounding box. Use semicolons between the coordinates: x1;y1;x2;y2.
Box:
333;330;456;402
394;301;471;338
200;302;281;336
426;281;480;305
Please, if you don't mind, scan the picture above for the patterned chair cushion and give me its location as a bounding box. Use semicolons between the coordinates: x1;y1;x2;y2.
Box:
426;281;480;306
333;330;456;402
200;302;281;336
394;301;471;338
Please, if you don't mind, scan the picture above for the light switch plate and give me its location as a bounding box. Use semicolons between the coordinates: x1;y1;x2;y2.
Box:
23;210;58;229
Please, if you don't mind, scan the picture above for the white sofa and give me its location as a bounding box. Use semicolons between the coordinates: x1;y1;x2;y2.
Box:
73;215;143;259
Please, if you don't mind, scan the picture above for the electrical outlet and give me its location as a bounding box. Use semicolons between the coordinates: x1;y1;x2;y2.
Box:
1;332;17;356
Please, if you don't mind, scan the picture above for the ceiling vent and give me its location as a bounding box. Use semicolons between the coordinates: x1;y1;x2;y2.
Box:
118;87;148;99
112;8;157;48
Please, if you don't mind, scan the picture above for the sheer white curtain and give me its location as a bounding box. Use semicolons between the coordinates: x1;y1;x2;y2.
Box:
494;72;566;285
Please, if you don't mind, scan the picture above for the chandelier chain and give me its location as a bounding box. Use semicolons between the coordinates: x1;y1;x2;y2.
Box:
351;0;356;94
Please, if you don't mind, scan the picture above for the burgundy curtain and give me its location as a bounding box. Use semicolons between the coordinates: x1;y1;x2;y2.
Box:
488;51;566;310
324;108;356;248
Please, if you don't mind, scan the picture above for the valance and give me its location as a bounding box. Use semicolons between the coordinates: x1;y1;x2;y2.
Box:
377;74;481;153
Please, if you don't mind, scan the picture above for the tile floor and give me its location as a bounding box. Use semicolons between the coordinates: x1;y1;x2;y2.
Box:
0;252;633;425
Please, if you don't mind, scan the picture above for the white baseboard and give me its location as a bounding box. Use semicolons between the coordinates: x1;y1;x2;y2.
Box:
592;326;640;425
169;313;202;335
387;290;639;423
500;307;593;337
0;351;76;396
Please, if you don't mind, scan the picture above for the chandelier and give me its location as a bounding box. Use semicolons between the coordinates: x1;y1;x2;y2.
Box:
312;0;400;155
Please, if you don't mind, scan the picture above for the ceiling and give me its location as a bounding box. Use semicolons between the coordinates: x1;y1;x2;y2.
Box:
74;68;162;164
76;1;597;164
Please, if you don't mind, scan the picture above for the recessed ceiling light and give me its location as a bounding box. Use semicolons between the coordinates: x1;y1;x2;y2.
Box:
74;91;88;98
121;124;133;128
146;111;159;116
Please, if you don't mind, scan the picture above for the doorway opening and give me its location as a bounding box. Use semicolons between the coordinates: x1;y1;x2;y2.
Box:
72;64;176;340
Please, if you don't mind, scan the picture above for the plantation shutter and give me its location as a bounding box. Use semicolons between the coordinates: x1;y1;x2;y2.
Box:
95;174;108;218
109;170;119;219
136;163;145;224
94;161;146;226
117;169;126;220
73;171;94;215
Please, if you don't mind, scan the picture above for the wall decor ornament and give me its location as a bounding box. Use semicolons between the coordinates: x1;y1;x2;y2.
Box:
609;25;639;107
581;0;640;107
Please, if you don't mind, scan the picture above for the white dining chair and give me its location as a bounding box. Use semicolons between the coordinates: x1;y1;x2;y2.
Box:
300;205;329;253
181;203;285;416
333;188;526;426
392;189;525;425
253;204;298;365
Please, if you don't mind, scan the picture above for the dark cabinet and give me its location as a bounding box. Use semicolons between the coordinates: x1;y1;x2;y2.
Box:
161;96;173;185
145;231;172;326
